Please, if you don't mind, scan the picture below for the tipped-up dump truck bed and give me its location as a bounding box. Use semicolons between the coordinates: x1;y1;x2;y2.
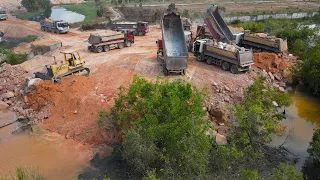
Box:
157;12;188;75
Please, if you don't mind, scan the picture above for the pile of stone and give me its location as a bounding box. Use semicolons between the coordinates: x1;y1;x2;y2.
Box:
0;63;29;110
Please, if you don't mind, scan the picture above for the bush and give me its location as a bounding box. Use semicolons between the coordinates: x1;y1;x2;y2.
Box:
5;52;28;65
21;0;52;18
182;9;190;18
303;129;320;179
104;76;211;178
0;167;44;180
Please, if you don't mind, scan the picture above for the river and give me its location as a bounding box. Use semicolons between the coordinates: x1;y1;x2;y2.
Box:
0;110;91;180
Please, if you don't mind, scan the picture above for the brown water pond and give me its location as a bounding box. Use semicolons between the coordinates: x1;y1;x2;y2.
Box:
0;110;92;180
271;87;320;168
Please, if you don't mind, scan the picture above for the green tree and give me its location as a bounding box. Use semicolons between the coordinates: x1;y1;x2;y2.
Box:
21;0;52;17
241;163;303;180
104;76;211;178
302;129;320;179
296;45;320;95
230;77;291;156
182;9;190;18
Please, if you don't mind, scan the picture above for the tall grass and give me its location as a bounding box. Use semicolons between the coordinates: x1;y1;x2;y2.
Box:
0;167;44;180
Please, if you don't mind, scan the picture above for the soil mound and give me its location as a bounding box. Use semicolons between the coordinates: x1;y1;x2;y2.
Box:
253;52;288;73
28;75;114;145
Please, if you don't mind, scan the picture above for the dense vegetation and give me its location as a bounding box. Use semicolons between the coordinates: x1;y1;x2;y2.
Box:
21;0;52;18
302;129;320;179
98;76;299;179
239;18;320;96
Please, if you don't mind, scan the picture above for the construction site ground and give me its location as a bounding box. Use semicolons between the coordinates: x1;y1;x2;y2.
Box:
1;17;293;154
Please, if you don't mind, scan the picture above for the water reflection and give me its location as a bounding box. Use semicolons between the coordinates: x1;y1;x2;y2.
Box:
50;8;85;24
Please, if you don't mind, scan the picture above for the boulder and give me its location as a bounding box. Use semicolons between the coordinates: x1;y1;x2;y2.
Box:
2;91;15;99
282;69;291;78
0;101;9;109
209;102;228;123
274;74;282;81
268;72;275;81
216;133;227;145
278;82;286;88
279;87;285;92
28;78;43;89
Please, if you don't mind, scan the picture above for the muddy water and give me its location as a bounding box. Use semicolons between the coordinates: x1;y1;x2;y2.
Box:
50;8;85;23
0;110;90;180
271;87;320;168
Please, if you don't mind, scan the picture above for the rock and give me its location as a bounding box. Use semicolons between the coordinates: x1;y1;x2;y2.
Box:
5;100;12;105
282;69;291;78
224;96;230;103
278;82;286;88
272;101;279;107
224;86;230;92
268;72;274;81
2;91;15;99
0;86;3;91
0;101;9;109
23;96;28;103
209;102;228;123
27;78;43;89
74;110;78;114
216;133;227;145
279;87;285;92
218;123;225;126
14;87;20;97
273;83;280;88
274;74;282;81
212;81;218;87
261;70;268;78
13;77;20;85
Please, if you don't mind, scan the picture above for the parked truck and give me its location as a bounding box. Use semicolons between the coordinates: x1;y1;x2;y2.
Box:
111;21;149;36
157;12;188;75
197;5;288;53
40;19;69;34
237;30;288;53
193;39;254;74
88;31;134;53
0;10;8;20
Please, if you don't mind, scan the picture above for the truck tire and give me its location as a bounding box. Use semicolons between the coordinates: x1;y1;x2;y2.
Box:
222;62;230;71
163;66;169;76
206;57;213;65
230;65;239;74
103;45;110;52
181;69;186;75
95;46;103;53
118;43;124;49
138;31;143;36
125;41;132;47
196;55;202;62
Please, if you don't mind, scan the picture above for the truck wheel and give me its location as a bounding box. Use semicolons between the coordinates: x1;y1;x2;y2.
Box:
230;65;239;74
118;43;124;49
103;45;110;52
206;57;213;65
138;31;143;36
163;66;169;76
95;46;103;53
196;55;202;62
222;62;230;71
181;69;186;75
125;41;132;47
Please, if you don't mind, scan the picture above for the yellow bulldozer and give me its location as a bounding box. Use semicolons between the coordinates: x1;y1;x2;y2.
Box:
33;51;90;83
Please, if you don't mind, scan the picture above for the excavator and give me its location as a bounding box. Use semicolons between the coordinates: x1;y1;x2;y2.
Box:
34;50;90;83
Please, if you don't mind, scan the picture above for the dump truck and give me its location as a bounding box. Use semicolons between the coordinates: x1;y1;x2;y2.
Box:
193;39;253;74
111;21;149;36
0;10;8;20
40;19;69;34
197;5;288;53
181;17;192;31
88;31;134;53
157;12;188;75
237;30;288;53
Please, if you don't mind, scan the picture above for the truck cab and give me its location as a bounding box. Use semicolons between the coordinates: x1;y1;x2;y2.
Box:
137;22;149;35
0;10;8;20
120;29;135;44
55;21;69;33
